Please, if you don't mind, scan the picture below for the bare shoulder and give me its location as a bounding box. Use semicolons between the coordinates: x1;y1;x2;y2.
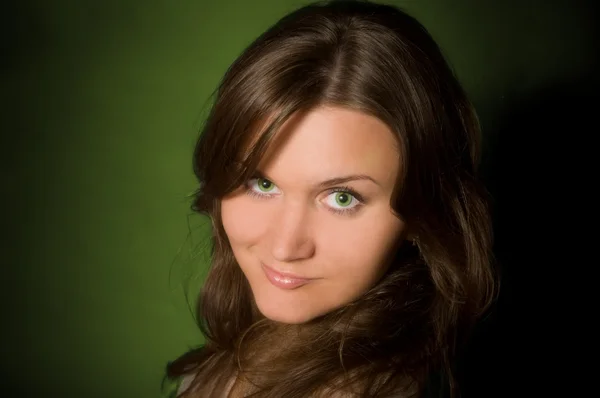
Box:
177;373;196;395
177;372;238;397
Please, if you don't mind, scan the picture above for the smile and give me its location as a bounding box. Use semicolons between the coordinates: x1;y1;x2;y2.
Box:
261;263;313;290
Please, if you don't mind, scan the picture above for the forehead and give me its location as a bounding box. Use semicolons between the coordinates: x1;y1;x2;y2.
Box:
255;106;401;187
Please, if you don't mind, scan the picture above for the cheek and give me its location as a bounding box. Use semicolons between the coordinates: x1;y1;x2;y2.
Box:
322;213;405;282
221;197;268;245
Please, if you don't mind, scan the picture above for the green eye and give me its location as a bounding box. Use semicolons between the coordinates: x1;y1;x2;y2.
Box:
257;178;275;192
334;192;352;207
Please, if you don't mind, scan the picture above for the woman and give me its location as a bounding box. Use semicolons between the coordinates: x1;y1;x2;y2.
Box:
167;0;496;396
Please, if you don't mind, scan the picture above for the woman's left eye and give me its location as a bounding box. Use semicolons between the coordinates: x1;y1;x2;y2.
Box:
324;190;363;215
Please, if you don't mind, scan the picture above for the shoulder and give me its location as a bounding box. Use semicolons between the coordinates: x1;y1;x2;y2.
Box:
176;372;237;397
177;373;195;395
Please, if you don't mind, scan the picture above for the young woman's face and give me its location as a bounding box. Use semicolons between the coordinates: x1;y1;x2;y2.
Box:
221;106;407;324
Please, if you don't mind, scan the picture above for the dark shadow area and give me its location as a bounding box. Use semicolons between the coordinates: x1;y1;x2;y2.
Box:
452;0;599;395
458;70;598;396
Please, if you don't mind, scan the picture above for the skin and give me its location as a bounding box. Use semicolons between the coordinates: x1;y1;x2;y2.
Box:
221;106;407;324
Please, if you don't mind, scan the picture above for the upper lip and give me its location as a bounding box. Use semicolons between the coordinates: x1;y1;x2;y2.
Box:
262;263;314;280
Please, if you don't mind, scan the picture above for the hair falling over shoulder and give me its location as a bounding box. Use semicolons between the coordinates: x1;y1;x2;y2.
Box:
167;1;498;397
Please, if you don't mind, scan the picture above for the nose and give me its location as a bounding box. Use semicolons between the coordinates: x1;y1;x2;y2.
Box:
269;200;315;262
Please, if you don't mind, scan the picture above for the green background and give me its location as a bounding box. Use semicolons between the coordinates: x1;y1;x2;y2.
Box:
2;0;596;397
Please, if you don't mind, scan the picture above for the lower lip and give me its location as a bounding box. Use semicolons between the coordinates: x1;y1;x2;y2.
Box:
262;264;312;290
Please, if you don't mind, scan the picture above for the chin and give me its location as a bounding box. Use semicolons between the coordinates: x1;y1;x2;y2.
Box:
264;312;311;325
254;297;320;325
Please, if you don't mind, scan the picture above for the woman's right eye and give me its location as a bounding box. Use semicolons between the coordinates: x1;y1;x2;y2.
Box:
245;177;281;198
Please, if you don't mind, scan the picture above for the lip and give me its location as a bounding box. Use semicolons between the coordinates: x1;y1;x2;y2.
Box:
261;263;313;290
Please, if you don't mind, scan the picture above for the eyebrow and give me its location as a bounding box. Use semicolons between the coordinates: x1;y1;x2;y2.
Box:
255;169;381;189
315;174;381;188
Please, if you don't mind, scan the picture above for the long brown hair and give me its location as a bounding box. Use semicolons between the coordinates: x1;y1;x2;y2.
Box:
167;1;496;396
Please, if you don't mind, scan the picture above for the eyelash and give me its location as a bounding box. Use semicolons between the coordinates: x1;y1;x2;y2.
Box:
244;177;365;216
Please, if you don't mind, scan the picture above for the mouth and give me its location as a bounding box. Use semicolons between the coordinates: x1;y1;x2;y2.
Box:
261;263;313;290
